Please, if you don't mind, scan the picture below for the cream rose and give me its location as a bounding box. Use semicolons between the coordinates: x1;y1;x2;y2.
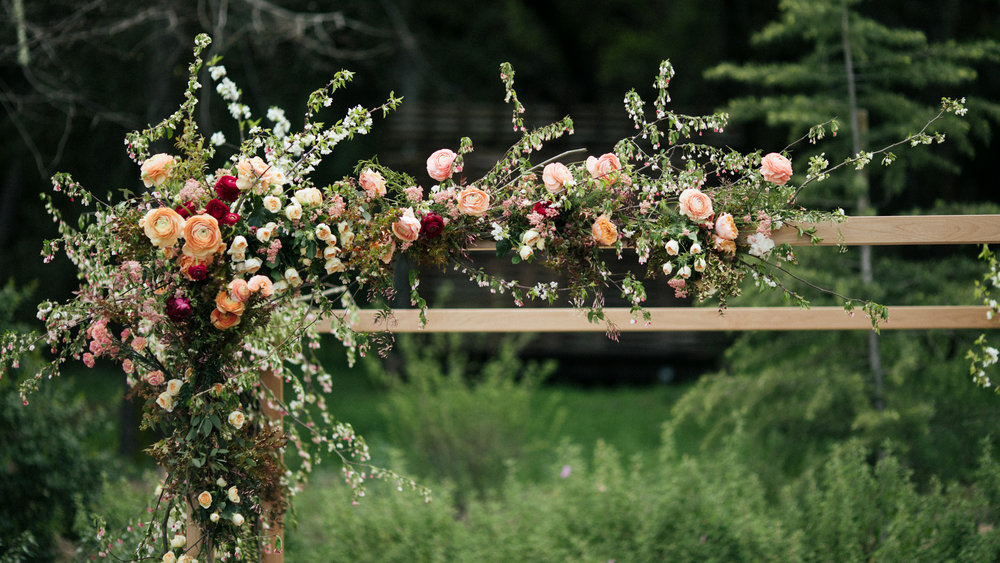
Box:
232;513;245;527
714;235;736;255
665;239;680;256
284;267;303;287
243;257;263;274
678;188;714;221
426;148;459;182
690;242;702;254
169;534;185;548
198;491;212;509
156;392;175;412
760;152;793;185
456;187;490;216
714;213;739;241
518;245;534;260
325;257;346;274
141;154;175;188
210;512;220;523
323;245;341;260
294;187;324;206
236;156;284;194
662;262;674;276
694;257;708;272
228;235;248;257
228;486;240;503
263;196;282;213
285;203;303;221
228;410;246;429
315;223;334;242
521;229;541;248
591;215;618;246
256;222;277;243
140;207;186;248
359;169;387;198
247;275;274;297
678;265;692;279
182;215;225;260
166;379;184;396
542;162;573;195
392;207;421;242
162;552;177;563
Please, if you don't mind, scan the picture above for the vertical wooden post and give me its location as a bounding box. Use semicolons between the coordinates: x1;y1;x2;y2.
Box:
260;369;284;563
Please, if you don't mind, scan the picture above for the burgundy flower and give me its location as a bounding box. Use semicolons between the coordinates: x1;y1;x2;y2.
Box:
175;201;197;219
187;264;208;281
205;198;230;221
214;175;240;202
420;212;445;239
222;212;241;226
165;296;193;322
532;200;553;216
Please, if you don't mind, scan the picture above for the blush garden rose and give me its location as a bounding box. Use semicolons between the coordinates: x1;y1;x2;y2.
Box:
426;148;460;182
456;187;490;216
760;152;793;185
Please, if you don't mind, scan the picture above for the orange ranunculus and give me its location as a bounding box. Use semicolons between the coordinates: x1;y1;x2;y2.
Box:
215;290;245;316
247;275;274;297
591;215;619;246
210;308;241;330
182;214;225;260
228;279;251;302
139;207;185;248
456;187;490;216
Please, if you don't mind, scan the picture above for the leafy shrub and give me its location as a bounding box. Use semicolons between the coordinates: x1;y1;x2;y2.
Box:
366;333;561;509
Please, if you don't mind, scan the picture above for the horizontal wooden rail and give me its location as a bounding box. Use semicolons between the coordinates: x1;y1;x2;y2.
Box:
321;306;996;333
465;215;1000;251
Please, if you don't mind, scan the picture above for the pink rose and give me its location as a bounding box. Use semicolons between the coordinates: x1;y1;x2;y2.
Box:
542;162;573;194
229;279;251;302
456;187;490;216
146;370;165;386
714;213;738;241
678;188;714;221
426;149;460;182
359;169;387;198
140;153;175;188
392;208;421;242
760;152;792;185
586;153;624;184
247;275;274;297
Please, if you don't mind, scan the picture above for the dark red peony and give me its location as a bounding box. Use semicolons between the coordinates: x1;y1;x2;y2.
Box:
205;198;230;221
187;264;208;281
175;201;198;219
165;296;193;322
420;212;445;239
214;175;240;202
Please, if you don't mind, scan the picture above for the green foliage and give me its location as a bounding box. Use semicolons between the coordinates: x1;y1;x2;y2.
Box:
366;333;561;508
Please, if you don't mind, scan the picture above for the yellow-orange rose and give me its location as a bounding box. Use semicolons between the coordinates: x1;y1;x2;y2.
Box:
714;235;736;254
210;308;241;330
456;187;490;216
140;153;175;188
215;290;245;316
182;214;225;260
591;215;618;246
140;207;186;248
678;188;714;221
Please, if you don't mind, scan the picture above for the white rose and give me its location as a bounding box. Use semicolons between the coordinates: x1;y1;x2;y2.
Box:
284;268;303;287
162;553;177;563
690;242;702;254
243;258;263;274
521;230;541;248
170;534;186;549
662;262;673;276
228;410;245;429
227;486;240;503
665;240;679;256
263;196;282;213
156;392;174;412
315;223;334;242
694;257;707;272
518;245;534;260
678;265;692;279
232;513;245;527
216;477;227;487
285;204;303;221
210;512;220;523
295;187;323;206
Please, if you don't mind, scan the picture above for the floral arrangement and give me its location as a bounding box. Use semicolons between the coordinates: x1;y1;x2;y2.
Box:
0;33;967;561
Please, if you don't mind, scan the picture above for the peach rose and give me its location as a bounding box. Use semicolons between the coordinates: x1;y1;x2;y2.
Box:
586;153;624;184
359;169;387;198
247;275;274;297
140;153;175;188
182;214;225;260
456;187;490;216
294;187;324;206
714;213;738;241
760;152;792;185
714;235;736;254
198;491;213;509
140;207;186;248
542;162;573;195
229;279;251;302
211;308;241;330
426;149;460;182
236;156;284;194
678;188;714;221
263;195;282;213
392;207;421;242
591;215;618;246
215;290;245;316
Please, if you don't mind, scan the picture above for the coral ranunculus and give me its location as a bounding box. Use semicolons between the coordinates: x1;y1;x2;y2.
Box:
591;215;619;246
760;152;793;185
215;290;245;315
456;187;490;216
211;308;241;330
182;214;225;260
140;207;186;248
678;188;714;221
426;148;460;182
140;153;175;188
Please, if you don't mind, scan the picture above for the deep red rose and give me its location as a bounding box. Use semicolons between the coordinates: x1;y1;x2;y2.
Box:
175;201;197;219
420;212;445;239
214;175;240;202
205;198;230;221
187;264;208;281
165;296;193;322
222;212;240;226
532;200;553;215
